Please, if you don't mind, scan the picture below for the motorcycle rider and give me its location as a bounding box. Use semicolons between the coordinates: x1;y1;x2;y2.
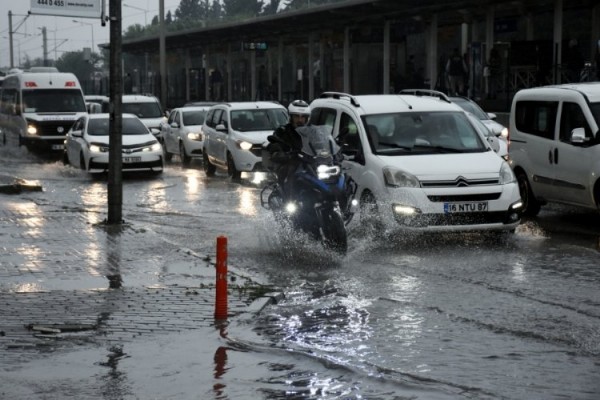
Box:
266;99;311;200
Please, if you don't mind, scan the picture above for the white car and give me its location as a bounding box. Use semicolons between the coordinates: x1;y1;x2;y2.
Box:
310;92;523;233
64;113;164;176
201;102;288;180
161;106;210;166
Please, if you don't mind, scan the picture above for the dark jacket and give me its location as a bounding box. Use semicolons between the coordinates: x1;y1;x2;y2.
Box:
266;123;303;164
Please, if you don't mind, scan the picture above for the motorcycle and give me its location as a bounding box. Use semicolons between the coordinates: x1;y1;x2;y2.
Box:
260;125;357;253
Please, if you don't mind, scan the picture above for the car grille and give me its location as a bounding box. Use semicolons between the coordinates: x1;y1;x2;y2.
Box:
427;193;502;202
421;177;499;188
250;145;263;157
122;141;156;153
33;120;75;137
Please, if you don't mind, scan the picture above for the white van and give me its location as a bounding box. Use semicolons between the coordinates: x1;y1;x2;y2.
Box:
0;71;86;152
509;83;600;216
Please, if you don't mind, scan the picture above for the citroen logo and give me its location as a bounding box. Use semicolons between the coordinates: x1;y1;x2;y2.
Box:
455;176;469;187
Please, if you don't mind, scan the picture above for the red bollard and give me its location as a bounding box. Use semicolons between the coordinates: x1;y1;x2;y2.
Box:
214;236;228;319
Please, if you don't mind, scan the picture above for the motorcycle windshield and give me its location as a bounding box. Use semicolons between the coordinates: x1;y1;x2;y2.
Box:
296;125;340;159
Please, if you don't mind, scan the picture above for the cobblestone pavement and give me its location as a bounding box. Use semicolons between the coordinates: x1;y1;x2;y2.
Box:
0;194;266;379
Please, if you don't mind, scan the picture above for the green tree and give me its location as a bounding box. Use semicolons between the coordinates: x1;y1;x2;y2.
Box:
208;0;222;20
222;0;263;18
54;50;99;87
262;0;281;15
175;0;203;22
123;23;146;39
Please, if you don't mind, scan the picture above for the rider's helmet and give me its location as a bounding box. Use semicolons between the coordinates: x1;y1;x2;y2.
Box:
288;100;311;127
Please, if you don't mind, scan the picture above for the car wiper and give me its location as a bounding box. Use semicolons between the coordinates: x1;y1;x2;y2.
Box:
420;145;462;153
378;141;413;151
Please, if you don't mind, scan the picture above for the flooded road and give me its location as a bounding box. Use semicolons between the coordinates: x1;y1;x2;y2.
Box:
1;146;599;399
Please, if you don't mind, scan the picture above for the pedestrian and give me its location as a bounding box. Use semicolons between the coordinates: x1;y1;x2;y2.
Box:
487;47;501;99
446;48;467;96
566;39;584;83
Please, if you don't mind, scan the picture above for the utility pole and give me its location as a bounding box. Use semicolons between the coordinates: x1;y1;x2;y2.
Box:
159;0;167;110
9;11;14;68
107;0;123;224
42;27;48;66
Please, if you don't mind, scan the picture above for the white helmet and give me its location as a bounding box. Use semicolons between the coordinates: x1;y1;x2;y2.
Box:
288;100;311;117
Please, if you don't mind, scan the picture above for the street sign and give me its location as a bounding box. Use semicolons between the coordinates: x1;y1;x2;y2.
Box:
242;42;268;51
29;0;102;19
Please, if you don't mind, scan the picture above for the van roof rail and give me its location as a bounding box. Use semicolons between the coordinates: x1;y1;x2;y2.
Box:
399;89;451;103
319;91;360;107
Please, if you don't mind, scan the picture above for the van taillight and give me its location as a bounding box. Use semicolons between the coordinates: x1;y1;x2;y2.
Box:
65;81;76;87
24;82;37;87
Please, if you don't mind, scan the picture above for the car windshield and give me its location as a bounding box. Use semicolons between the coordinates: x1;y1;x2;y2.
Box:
182;110;206;126
87;117;149;136
452;98;489;120
122;102;163;118
362;111;487;155
230;109;288;132
22;89;86;113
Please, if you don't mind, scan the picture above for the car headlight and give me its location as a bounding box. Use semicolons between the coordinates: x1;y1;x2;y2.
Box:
383;167;420;188
187;132;203;141
142;141;161;152
500;127;509;138
27;124;38;135
499;162;516;184
237;140;253;150
89;143;109;153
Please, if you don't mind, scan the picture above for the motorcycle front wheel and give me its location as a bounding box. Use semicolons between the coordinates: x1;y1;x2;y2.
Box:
320;207;348;254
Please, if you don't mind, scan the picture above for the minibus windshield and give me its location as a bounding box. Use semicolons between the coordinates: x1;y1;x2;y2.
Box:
22;89;86;113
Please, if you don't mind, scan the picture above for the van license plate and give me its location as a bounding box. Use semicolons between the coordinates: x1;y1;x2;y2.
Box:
444;202;488;213
52;144;64;150
123;157;141;163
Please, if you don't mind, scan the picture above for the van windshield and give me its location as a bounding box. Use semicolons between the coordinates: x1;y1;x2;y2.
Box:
23;89;86;113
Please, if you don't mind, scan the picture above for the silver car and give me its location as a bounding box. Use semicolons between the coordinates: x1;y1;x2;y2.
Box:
161;106;210;166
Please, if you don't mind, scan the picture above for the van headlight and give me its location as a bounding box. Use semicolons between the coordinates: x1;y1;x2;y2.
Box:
187;132;203;141
383;167;420;188
499;162;516;184
237;140;253;150
27;124;38;135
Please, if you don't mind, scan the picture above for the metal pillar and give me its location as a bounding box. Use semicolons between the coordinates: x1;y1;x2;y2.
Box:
553;0;563;84
427;14;438;90
343;27;350;93
383;20;390;94
159;0;167;109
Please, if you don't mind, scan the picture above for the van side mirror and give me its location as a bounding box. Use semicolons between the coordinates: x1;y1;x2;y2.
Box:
216;123;227;132
570;127;587;144
487;112;497;120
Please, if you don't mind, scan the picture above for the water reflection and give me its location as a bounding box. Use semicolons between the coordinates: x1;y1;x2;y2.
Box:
183;171;202;200
236;187;258;217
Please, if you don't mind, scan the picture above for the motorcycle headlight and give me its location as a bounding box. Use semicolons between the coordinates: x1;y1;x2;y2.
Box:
237;140;253;151
187;132;203;141
499;162;516;184
383;167;420;188
317;164;340;180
